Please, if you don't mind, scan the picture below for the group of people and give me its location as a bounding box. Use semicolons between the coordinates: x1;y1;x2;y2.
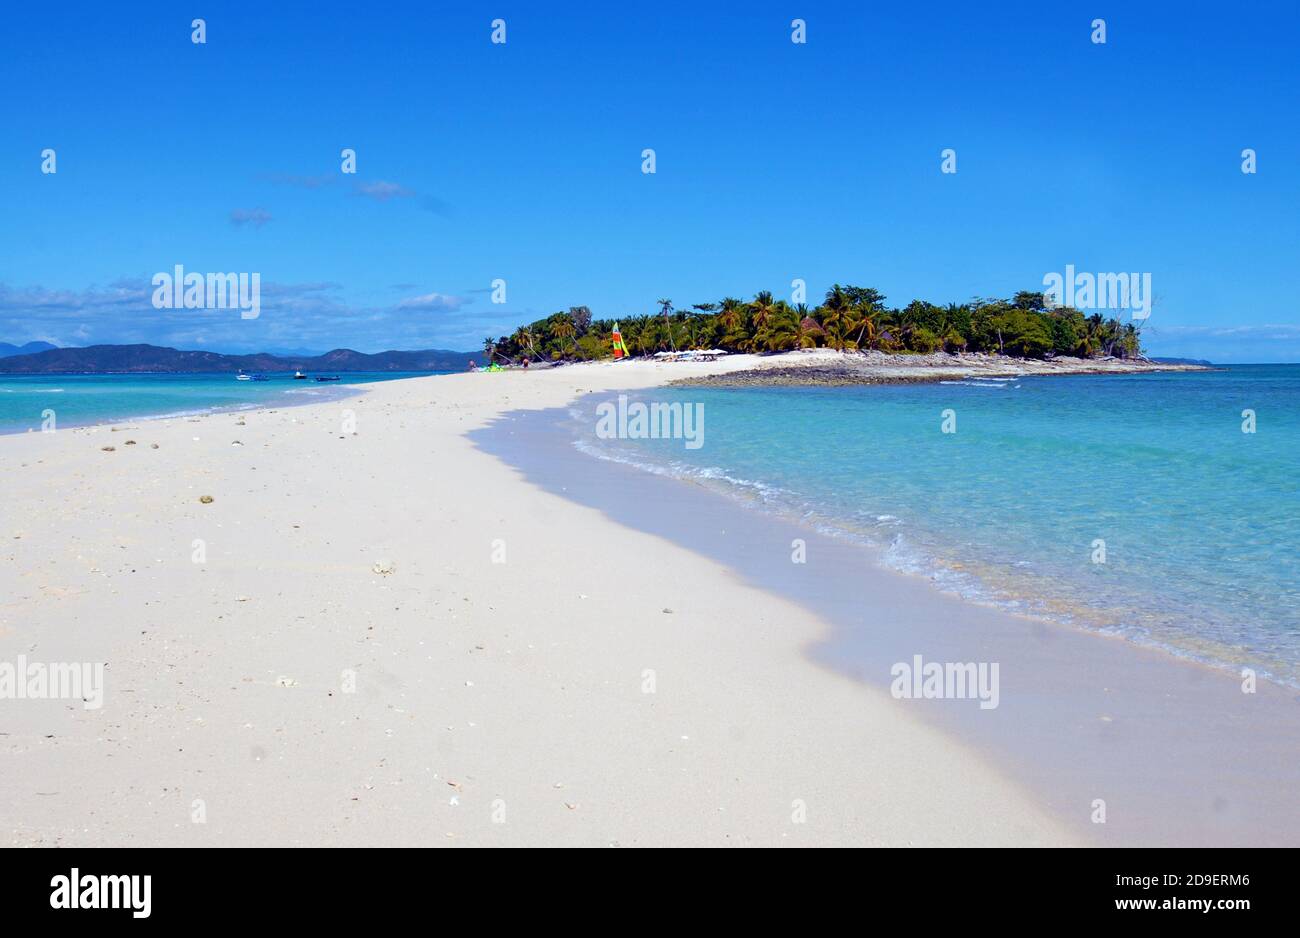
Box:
470;357;549;372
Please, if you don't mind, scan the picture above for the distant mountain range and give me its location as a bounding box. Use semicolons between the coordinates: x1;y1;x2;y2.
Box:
0;344;478;374
0;341;59;359
1149;356;1214;366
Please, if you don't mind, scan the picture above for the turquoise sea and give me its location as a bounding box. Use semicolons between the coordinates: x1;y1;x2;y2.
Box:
0;372;445;435
573;365;1300;685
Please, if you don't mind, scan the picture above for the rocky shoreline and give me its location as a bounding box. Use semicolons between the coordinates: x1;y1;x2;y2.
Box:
667;350;1211;388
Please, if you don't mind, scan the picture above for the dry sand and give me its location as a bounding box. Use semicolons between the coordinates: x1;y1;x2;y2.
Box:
2;352;1174;847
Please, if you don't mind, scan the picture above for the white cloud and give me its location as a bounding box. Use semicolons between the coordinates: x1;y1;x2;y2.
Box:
0;279;490;353
395;292;468;312
356;180;414;202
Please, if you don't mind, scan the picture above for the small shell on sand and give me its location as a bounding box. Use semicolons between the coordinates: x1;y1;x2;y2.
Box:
199;495;214;504
372;560;396;576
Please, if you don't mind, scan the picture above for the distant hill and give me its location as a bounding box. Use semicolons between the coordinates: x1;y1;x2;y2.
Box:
0;341;58;359
0;344;478;374
1150;356;1213;366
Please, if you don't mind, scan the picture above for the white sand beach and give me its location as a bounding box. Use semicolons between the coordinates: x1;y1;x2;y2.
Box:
0;354;1102;847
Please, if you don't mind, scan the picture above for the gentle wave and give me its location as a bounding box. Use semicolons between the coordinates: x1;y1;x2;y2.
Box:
563;372;1300;688
579;431;1294;685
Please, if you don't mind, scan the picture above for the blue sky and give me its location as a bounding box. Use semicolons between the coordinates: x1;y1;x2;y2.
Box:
1;1;1297;360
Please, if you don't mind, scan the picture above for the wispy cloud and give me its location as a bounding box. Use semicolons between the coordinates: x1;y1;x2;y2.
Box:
261;172;335;189
352;179;450;213
230;207;273;228
355;180;415;202
1150;323;1300;339
395;292;468;312
1142;321;1300;362
0;279;502;353
259;169;450;214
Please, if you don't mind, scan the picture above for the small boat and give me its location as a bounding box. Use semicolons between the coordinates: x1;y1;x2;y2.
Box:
236;371;269;382
314;375;340;382
293;371;308;380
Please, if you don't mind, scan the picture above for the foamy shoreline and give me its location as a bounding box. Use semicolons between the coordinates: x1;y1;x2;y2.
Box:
3;352;1288;847
478;392;1300;847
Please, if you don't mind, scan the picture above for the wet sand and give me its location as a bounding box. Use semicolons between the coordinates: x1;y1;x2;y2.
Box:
473;397;1300;847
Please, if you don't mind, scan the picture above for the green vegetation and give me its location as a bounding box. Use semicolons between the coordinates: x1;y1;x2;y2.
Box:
481;288;1143;364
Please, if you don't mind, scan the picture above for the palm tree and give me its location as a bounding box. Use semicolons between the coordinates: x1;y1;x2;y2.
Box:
1077;313;1106;357
516;325;541;361
760;308;821;351
496;287;1144;363
841;289;882;349
635;316;663;355
550;315;576;356
749;291;776;335
717;297;742;330
685;314;708;349
657;298;676;350
819;285;856;351
852;306;880;350
716;297;747;350
758;321;792;351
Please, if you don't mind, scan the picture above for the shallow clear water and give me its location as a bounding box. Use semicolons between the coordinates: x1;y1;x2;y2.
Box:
573;365;1300;685
0;372;446;435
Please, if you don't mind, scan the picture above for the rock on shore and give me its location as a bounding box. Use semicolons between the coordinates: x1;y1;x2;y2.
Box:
668;350;1209;388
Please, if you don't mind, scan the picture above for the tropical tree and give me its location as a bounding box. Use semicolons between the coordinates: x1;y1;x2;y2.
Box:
852;305;881;349
569;306;592;334
550;314;577;357
759;308;821;351
819;285;856;351
494;286;1142;363
749;291;777;335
